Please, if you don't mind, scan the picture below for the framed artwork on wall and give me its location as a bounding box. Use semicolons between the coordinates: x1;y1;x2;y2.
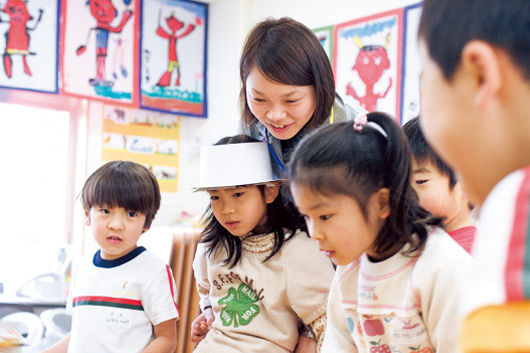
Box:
139;0;208;117
333;9;403;121
400;1;423;125
61;0;139;106
313;25;334;63
0;0;60;93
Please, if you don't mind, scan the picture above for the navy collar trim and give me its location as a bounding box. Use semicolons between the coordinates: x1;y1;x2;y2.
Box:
93;246;147;268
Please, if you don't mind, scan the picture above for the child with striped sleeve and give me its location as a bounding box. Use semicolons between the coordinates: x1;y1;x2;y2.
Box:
43;161;180;353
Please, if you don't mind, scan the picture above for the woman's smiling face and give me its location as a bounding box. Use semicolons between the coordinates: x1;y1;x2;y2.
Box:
246;68;317;140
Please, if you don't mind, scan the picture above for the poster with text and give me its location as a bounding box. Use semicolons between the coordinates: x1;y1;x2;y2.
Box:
102;104;181;193
61;0;139;106
140;0;208;117
334;9;403;121
400;2;423;125
0;0;59;93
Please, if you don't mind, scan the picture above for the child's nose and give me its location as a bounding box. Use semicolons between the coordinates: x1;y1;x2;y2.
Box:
108;216;124;230
221;201;235;215
308;222;324;241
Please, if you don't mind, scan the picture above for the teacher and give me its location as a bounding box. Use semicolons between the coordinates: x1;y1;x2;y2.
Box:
240;17;366;179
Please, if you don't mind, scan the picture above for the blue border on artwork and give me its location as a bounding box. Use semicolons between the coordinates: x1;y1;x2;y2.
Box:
400;1;422;125
138;0;208;118
0;0;60;94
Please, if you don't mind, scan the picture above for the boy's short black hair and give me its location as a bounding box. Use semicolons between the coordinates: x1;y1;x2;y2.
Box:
81;161;161;228
403;116;457;189
418;0;530;81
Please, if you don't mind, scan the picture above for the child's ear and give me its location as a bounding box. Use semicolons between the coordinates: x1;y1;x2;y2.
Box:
264;182;280;204
85;210;91;226
374;188;391;219
461;40;501;109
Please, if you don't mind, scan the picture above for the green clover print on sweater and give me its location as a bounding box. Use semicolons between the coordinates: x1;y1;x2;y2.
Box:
218;283;260;327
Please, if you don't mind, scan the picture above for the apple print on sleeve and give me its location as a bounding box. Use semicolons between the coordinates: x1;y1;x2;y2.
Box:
363;315;385;336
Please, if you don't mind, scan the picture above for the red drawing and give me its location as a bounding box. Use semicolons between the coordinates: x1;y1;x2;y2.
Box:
357;320;363;335
155;11;196;87
76;0;133;87
0;0;43;78
346;34;392;112
363;315;385;336
369;340;391;353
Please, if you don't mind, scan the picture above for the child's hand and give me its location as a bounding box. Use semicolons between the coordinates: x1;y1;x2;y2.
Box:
294;336;317;353
191;307;214;344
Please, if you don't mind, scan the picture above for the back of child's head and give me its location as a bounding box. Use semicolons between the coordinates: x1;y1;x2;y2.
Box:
289;112;442;255
200;134;304;267
81;160;161;228
418;0;530;81
403;116;457;189
239;17;335;132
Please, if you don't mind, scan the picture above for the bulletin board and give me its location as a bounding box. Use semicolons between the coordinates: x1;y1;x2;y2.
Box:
61;0;139;106
101;104;181;193
333;9;403;121
400;2;423;125
139;0;208;117
0;0;60;93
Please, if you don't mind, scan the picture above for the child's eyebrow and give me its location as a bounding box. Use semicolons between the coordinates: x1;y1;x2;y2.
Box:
413;167;432;174
306;201;331;211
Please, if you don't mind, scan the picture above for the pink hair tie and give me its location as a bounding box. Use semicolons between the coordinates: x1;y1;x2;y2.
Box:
353;114;367;131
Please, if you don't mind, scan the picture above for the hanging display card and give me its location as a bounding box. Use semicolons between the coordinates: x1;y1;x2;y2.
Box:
61;0;139;106
334;9;403;121
0;0;60;93
101;104;181;193
139;0;208;117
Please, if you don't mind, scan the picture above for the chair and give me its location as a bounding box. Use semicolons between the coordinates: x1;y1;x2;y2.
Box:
39;308;71;346
0;311;44;347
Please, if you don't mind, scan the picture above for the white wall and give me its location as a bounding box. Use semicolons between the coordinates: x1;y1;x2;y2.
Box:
241;0;419;29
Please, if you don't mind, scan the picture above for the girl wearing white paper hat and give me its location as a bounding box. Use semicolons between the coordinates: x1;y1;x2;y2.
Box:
191;135;334;353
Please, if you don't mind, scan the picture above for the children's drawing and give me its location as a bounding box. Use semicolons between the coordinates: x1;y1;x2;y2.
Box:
334;9;403;120
1;0;42;78
346;34;392;112
312;25;333;62
0;0;59;93
155;11;195;87
140;0;208;117
400;2;423;125
76;0;133;88
62;0;138;105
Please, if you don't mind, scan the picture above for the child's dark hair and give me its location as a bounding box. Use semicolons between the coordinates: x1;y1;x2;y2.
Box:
239;17;335;132
81;161;161;228
289;112;442;256
403;116;457;189
200;135;304;268
418;0;530;81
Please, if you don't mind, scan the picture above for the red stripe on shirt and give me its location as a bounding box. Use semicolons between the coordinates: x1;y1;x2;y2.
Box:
166;264;181;316
73;295;142;306
505;167;530;301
